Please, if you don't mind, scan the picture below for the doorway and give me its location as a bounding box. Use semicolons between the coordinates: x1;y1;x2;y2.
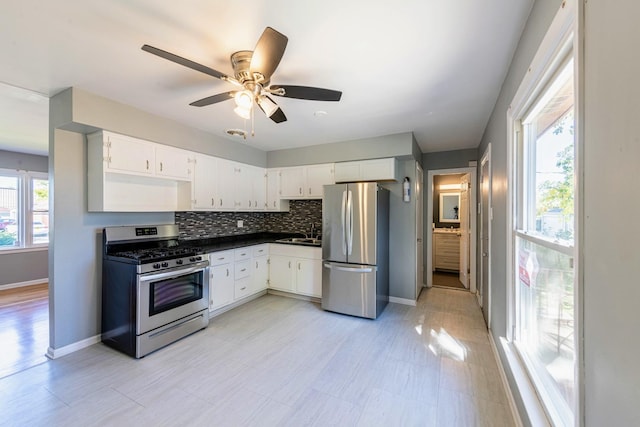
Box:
426;167;477;293
415;164;424;298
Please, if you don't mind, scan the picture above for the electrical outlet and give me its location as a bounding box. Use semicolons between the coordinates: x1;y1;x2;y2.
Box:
237;220;243;228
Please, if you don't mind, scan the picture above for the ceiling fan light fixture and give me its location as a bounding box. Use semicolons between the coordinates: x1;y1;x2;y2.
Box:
234;90;253;109
234;105;252;120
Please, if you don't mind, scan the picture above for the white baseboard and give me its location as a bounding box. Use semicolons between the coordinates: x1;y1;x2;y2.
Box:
389;296;417;306
46;334;100;359
488;331;524;427
0;278;48;291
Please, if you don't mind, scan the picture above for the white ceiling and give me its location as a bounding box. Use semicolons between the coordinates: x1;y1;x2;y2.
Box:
0;0;533;156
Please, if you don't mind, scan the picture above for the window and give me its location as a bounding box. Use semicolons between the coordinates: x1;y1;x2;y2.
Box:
0;170;49;249
512;56;577;427
507;2;579;424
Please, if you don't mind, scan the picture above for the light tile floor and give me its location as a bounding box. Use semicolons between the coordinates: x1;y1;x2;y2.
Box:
0;287;515;426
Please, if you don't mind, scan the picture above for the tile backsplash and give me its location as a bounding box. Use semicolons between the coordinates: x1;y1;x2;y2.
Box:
176;199;322;240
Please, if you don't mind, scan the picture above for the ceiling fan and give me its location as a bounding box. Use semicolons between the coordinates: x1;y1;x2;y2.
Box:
142;27;342;126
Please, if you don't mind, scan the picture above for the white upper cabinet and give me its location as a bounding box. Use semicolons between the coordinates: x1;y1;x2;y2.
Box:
266;169;289;212
155;145;192;180
278;163;334;199
279;167;306;198
101;131;155;175
305;164;334;198
191;153;218;210
334;158;399;182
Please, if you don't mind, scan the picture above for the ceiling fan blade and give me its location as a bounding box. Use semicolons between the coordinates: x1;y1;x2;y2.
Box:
142;44;230;80
257;96;287;123
269;108;287;123
250;27;288;83
270;85;342;101
189;92;235;107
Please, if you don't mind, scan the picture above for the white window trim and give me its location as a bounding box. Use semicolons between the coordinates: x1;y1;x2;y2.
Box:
0;168;49;250
505;0;582;426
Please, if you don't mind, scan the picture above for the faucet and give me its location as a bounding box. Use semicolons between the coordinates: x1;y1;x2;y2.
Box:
310;223;316;239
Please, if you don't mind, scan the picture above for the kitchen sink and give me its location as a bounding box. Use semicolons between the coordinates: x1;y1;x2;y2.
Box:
275;237;322;246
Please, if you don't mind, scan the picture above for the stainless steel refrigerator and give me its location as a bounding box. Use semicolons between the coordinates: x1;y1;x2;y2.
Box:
321;182;389;319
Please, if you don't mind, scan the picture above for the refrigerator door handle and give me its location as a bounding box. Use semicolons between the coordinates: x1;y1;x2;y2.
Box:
323;263;373;273
347;189;354;255
341;190;348;255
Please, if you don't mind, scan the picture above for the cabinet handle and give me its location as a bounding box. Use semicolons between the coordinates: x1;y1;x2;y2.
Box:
220;198;223;206
240;287;246;291
288;261;291;268
160;162;163;172
299;187;303;195
254;200;257;207
211;198;214;206
256;262;258;268
217;257;225;261
240;268;246;272
146;160;149;170
249;200;252;207
298;262;301;270
273;201;276;207
309;187;312;195
226;268;229;277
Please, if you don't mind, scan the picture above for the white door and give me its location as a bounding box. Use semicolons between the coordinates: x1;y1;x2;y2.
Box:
415;164;424;298
479;149;491;325
459;173;470;288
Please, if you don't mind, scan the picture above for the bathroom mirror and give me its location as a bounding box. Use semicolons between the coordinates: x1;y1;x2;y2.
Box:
439;192;460;223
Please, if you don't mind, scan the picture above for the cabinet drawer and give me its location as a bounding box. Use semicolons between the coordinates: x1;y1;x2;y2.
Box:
234;277;251;299
234;260;251;279
234;247;251;261
252;244;268;257
209;249;234;266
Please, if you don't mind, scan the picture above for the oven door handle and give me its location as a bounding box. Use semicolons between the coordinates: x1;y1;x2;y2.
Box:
139;264;207;283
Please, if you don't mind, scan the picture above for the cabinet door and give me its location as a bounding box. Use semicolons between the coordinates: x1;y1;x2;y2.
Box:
268;255;295;292
305;164;334;198
155;146;191;180
251;256;269;293
243;165;266;211
106;133;154;175
333;162;360;183
279;167;305;198
216;159;237;210
192;154;218;210
295;258;322;297
210;263;234;310
360;158;397;181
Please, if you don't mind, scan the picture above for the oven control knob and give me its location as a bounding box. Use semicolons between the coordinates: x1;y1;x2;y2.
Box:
196;256;202;261
176;259;183;265
153;263;161;269
161;262;169;268
189;257;196;262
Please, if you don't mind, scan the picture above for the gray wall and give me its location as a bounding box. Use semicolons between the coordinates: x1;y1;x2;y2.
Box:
583;0;640;424
0;149;48;172
0;150;49;286
475;0;569;424
267;132;417;167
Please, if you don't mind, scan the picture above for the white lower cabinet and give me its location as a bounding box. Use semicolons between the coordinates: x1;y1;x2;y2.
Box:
268;244;322;297
208;245;270;312
209;250;235;311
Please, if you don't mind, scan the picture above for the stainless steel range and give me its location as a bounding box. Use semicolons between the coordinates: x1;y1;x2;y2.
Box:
101;224;209;358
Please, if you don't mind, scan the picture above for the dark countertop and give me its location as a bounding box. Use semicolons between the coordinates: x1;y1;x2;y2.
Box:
181;232;320;254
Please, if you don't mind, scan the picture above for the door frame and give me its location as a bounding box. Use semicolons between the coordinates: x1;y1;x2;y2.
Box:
426;166;477;292
415;163;424;298
479;144;492;326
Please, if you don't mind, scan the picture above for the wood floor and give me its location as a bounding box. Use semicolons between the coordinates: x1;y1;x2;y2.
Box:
433;271;466;290
0;283;49;379
0;288;514;426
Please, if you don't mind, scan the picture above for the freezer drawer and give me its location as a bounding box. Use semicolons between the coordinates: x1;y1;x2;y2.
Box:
322;262;381;319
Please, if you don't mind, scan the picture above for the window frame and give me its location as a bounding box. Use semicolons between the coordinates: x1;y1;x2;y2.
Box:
0;168;49;250
505;0;582;425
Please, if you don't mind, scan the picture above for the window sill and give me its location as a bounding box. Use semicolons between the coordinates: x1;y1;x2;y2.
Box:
499;337;552;427
0;245;49;255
